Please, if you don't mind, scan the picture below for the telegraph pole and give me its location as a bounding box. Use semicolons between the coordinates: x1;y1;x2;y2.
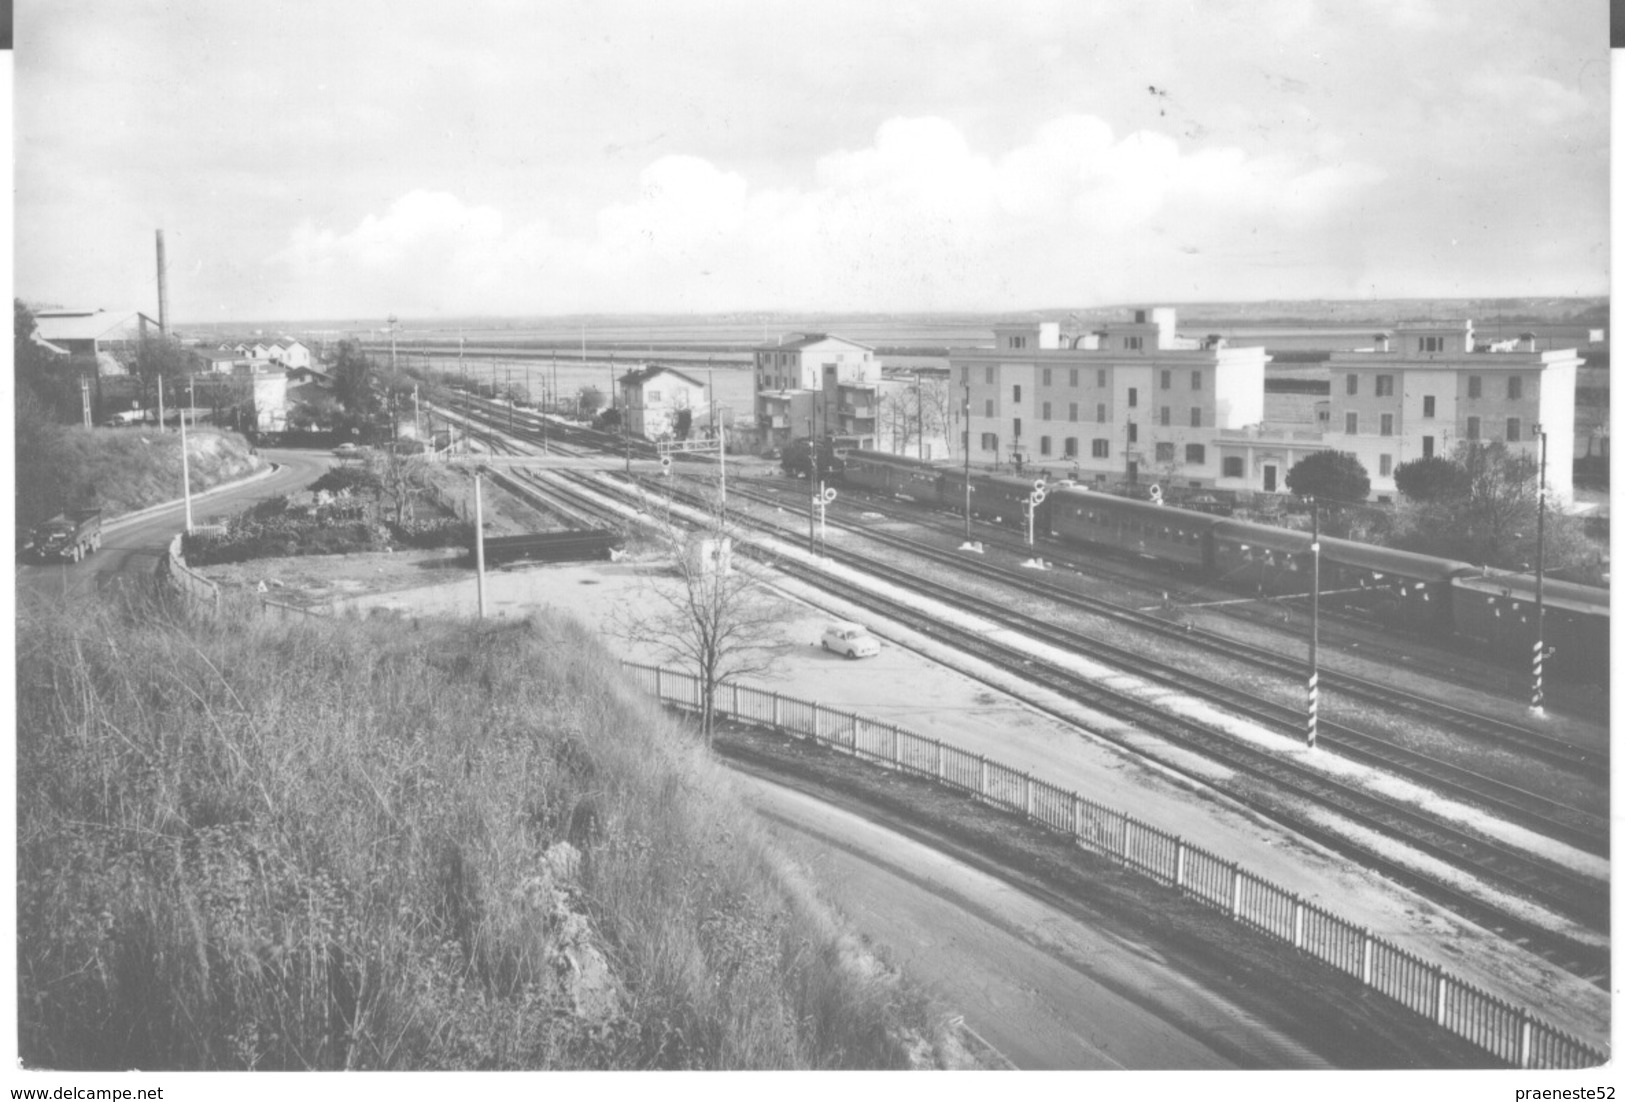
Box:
1307;498;1321;749
915;369;924;460
1531;425;1548;716
962;387;973;539
80;375;92;429
808;417;817;552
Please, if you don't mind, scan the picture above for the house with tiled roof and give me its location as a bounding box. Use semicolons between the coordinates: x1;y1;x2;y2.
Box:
617;365;708;440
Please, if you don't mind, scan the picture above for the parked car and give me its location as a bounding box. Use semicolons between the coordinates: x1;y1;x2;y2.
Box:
820;622;881;659
332;442;364;458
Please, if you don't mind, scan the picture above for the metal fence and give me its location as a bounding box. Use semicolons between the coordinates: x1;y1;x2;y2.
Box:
623;661;1605;1070
156;534;331;622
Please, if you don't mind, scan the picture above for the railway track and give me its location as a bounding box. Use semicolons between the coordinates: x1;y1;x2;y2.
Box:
727;474;1606;766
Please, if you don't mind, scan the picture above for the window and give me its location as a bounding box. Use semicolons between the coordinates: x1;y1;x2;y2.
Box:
1128;387;1138;408
1185;443;1205;464
1506;417;1521;442
1422;436;1435;458
1345;412;1358;434
980;432;998;451
1069;402;1079;422
1097;369;1107;388
1422;395;1435;418
647;389;662;403
1127;423;1138;443
1466;416;1480;440
1124;336;1143;350
1069;369;1079;387
1468;375;1482;399
1379;454;1392;476
1223;457;1244;478
1160;369;1171;390
1380;413;1393;436
1155;442;1175;462
1012;417;1022;439
1040;436;1052;456
1012;385;1022;403
985;399;994;417
1009;335;1027;349
1042;368;1052;386
1041;401;1052;420
1419;336;1444;353
1160;406;1171;427
1507;376;1523;400
1190;408;1202;428
1091;439;1110;458
1191;371;1202;390
1375;375;1393;397
961;366;969;384
985;366;995;384
962;430;969;451
1097;403;1107;423
1346;374;1359;396
1064;437;1078;458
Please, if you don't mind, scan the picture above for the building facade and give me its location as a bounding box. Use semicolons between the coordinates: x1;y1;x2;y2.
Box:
1323;322;1578;500
753;333;881;449
952;309;1270;486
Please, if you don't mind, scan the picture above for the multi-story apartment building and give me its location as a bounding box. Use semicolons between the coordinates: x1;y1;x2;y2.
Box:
1324;322;1579;500
754;333;881;448
952;309;1270;486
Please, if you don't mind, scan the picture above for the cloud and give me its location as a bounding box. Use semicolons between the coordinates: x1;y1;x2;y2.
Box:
273;115;1391;315
1465;71;1591;127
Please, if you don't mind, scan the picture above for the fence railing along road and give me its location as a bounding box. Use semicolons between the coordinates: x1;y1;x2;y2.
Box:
623;661;1605;1070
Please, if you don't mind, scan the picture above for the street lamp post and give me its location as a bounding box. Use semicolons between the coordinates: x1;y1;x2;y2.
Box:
963;389;973;540
1531;424;1548;716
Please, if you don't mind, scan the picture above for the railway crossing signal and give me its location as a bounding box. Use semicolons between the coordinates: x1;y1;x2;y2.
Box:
1148;483;1163;505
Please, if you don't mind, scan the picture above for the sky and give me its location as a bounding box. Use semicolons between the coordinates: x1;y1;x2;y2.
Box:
13;0;1611;323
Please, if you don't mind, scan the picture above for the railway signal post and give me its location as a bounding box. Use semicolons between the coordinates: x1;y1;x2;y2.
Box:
1530;425;1547;717
1306;498;1320;750
1025;479;1047;548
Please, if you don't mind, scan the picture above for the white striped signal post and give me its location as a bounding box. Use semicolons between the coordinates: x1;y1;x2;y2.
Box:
1026;478;1047;547
1530;425;1547;716
818;483;837;543
1306;498;1320;749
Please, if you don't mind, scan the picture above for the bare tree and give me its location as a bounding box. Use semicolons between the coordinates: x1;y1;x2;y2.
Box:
367;448;427;527
878;384;918;455
916;375;956;459
610;502;792;743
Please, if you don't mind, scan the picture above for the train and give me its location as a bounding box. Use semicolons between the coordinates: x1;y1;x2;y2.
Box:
837;450;1609;684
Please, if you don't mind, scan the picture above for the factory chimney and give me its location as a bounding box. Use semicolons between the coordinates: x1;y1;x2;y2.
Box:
155;229;170;337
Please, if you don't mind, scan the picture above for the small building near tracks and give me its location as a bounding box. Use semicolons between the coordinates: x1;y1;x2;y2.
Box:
617;364;709;440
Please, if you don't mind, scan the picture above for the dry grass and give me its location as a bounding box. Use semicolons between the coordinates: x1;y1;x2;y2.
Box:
16;591;945;1070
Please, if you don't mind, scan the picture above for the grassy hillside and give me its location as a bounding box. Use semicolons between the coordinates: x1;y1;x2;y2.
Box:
16;422;263;534
17;594;948;1070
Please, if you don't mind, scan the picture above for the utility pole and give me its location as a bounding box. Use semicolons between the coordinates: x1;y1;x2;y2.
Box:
916;369;924;460
180;397;194;534
80;375;92;429
157;375;166;433
1531;425;1548;716
388;314;398;372
808;417;817;553
473;473;487;619
962;386;973;539
1307;498;1321;749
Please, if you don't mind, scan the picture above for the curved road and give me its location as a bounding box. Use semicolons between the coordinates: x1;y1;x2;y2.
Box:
16;447;328;603
737;771;1331;1069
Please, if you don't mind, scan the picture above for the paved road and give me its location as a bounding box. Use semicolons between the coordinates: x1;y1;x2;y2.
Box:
736;771;1331;1070
16;448;328;604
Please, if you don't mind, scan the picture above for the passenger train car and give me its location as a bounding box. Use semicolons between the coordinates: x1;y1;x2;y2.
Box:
834;449;1609;683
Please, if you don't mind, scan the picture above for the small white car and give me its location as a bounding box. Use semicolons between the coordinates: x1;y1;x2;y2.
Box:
820;622;881;659
332;442;363;458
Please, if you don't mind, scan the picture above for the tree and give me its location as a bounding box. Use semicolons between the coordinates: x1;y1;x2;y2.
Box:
673;408;692;441
610;503;791;743
126;335;190;415
879;385;919;456
367;448;427;528
915;376;958;459
1392;455;1469;503
578;386;606;417
1285;451;1370;506
331;340;380;420
15;300;84;424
